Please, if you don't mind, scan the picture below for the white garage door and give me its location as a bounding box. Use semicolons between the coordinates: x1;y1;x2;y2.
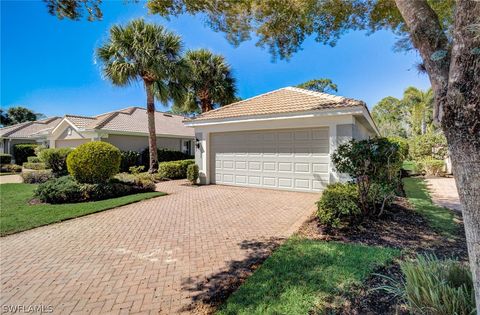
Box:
210;128;330;192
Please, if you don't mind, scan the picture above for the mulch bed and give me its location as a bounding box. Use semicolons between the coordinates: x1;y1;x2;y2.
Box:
184;195;467;315
297;197;468;314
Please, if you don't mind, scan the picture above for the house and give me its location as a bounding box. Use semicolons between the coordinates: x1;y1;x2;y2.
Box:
1;107;195;159
184;87;378;192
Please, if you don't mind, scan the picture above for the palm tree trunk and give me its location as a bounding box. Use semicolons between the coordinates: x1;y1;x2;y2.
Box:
145;81;158;173
200;98;212;113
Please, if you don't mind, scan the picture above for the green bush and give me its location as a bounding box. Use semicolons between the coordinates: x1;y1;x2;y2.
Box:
0;164;22;173
23;162;47;170
387;136;409;161
38;148;73;176
141;148;193;168
67;142;121;183
409;132;447;160
120;150;141;172
187;164;199;184
384;255;475;315
27;156;41;163
0;154;12;164
316;183;361;228
35;174;156;204
417;158;445;176
332;138;404;216
158;159;195;179
22;170;54;184
13;144;38;165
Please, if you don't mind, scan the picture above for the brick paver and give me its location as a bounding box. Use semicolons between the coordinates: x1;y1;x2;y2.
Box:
425;177;462;213
0;180;317;314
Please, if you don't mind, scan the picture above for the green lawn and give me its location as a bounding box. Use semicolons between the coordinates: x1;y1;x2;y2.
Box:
217;238;400;315
403;177;458;237
0;183;165;236
402;160;417;172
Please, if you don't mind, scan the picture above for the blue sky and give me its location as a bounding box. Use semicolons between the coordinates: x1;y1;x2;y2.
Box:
1;0;430;117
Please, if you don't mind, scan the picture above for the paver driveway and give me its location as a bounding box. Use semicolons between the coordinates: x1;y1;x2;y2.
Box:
0;180;317;314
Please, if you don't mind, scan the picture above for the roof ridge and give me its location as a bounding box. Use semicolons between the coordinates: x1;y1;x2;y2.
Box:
193;87;289;119
285;86;358;103
91;112;119;129
65;114;96;119
94;106;139;118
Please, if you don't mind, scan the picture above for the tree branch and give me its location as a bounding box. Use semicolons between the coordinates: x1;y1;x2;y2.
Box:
394;0;450;123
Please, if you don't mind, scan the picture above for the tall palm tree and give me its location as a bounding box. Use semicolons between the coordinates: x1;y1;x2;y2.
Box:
174;49;236;114
403;87;434;135
97;19;186;173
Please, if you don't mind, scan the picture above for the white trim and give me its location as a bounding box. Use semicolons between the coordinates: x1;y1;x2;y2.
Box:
50;118;81;135
185;107;365;127
95;129;195;139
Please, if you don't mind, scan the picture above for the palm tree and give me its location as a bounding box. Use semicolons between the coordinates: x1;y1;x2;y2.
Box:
174;49;236;114
403;87;434;135
97;19;186;173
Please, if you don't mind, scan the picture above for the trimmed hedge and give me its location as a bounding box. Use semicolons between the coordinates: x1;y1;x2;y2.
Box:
13;144;38;165
0;154;12;164
23;162;47;170
38;147;73;176
187;164;199;184
418;158;445;176
141;148;193;168
67;142;121;183
35;175;156;204
0;164;22;173
120;150;141;172
158;159;195;179
22;170;54;184
316;183;361;228
27;156;41;163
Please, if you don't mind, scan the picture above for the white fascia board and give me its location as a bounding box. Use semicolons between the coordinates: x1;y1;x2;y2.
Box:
50;118;81;135
184;107;364;127
93;129;195;139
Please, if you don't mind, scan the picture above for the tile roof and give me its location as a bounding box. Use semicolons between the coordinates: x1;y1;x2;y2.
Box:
1;107;194;139
0;117;62;138
189;87;366;121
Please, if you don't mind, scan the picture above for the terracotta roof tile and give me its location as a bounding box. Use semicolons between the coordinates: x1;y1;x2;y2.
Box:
0;117;62;138
190;87;365;121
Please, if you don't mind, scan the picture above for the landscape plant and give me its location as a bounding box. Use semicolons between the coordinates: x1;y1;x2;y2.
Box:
186;164;199;184
97;19;187;173
66;141;121;183
120;150;141;172
38;147;73;176
21;170;54;184
332;138;404;217
0;154;12;164
13;144;37;165
316;183;360;228
22;162;47;170
158;159;194;179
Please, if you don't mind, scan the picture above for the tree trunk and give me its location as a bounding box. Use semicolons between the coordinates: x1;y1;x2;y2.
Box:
145;81;158;173
395;0;480;310
200;98;213;112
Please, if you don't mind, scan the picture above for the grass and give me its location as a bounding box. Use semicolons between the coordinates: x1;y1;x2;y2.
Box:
217;238;400;315
403;177;458;238
402;160;417;172
0;183;165;236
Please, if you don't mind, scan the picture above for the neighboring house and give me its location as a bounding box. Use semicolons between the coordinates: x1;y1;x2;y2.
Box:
185;87;378;192
1;107;195;159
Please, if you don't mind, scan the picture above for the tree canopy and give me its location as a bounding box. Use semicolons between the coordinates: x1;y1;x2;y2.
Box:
0;107;43;127
297;78;337;93
173;48;236;114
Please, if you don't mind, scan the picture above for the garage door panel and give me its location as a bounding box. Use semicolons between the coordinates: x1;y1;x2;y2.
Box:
211;128;330;192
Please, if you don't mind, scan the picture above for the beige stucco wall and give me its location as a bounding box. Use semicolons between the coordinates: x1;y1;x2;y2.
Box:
56;127;86;140
353;117;372;140
104;134;188;152
55;139;90;148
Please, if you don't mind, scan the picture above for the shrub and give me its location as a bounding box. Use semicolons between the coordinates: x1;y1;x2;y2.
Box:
387;136;409;161
35;176;84;203
0;154;12;164
409;131;448;161
27;156;41;163
187;164;199;184
332;138;404;216
417;158;445;176
67;142;121;183
383;255;474;315
13;144;38;165
129;165;145;174
120;150;141;172
316;183;361;228
38;147;73;176
22;162;47;170
141;148;193;168
1;164;22;173
35;174;156;204
158;159;195;179
22;170;54;184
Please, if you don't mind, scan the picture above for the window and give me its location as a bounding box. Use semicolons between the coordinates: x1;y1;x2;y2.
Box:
182;140;192;155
